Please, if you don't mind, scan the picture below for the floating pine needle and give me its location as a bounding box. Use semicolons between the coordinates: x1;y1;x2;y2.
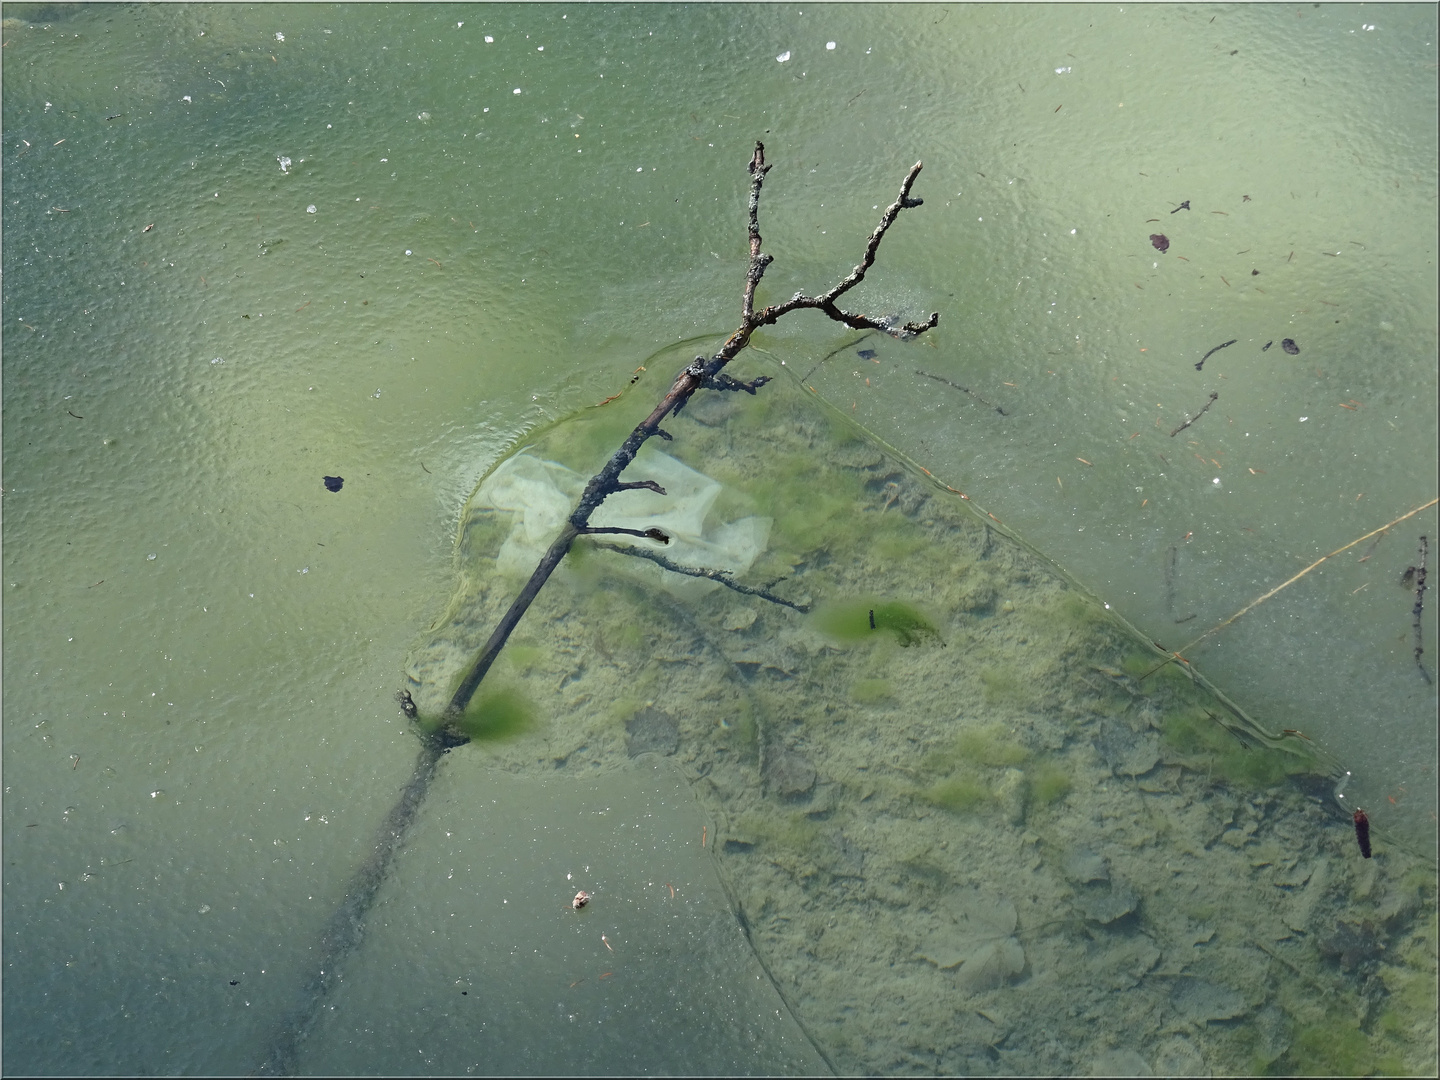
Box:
1150;234;1169;253
1195;339;1237;371
1170;392;1219;437
1150;499;1440;674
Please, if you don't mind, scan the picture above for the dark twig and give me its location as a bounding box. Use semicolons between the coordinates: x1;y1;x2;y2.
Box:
1404;536;1430;684
604;543;810;612
1170;391;1218;437
615;480;668;495
705;371;772;395
915;369;1008;415
1195;338;1236;371
439;142;934;726
582;525;671;544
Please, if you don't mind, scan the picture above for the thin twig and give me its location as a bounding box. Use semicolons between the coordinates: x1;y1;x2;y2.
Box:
1170;391;1218;437
604;543;810;612
1143;498;1440;679
915;369;1007;415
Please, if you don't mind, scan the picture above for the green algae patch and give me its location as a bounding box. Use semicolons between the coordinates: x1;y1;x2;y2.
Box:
924;724;1028;775
923;776;993;813
1161;708;1316;789
1028;762;1072;806
1281;1021;1374;1077
812;598;940;647
455;687;537;743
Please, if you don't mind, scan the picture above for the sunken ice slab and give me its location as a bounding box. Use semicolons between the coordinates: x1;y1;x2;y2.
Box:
299;761;827;1076
474;446;770;594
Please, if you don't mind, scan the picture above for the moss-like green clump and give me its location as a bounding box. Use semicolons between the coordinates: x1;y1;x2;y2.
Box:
455;688;537;742
1054;591;1106;630
1121;650;1163;678
1161;708;1312;789
1282;1021;1373;1077
850;678;893;705
812;598;939;647
736;810;821;852
923;777;992;813
957;724;1029;767
1028;762;1072;806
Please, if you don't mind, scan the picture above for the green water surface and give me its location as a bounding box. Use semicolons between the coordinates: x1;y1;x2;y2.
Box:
4;4;1435;1075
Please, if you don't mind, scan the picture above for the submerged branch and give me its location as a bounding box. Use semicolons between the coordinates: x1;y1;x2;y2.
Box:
437;141;935;729
604;543;811;613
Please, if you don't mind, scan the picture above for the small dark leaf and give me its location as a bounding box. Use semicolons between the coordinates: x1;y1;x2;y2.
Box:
1281;338;1299;355
1150;234;1169;253
323;475;344;492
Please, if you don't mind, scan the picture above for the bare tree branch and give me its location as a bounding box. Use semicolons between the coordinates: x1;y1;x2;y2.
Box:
438;142;935;732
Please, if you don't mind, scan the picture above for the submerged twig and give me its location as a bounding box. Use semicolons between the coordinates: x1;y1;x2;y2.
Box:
915;369;1008;415
604;543;810;612
1142;498;1440;680
1404;535;1430;684
1170;391;1218;437
439;142;935;728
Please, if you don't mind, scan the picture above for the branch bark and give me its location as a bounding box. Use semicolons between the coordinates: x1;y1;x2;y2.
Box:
439;142;935;731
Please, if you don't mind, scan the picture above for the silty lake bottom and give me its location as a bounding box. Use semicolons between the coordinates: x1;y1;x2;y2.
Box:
385;361;1437;1078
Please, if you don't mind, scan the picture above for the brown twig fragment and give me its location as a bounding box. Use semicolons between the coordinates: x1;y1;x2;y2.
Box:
1170;391;1218;437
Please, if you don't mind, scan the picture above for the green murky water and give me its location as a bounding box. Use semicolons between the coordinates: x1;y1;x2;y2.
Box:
4;4;1435;1075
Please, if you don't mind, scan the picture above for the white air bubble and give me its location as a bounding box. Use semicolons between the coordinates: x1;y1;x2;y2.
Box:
776;51;791;62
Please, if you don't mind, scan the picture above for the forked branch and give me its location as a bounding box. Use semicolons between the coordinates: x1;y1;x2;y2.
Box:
437;142;936;732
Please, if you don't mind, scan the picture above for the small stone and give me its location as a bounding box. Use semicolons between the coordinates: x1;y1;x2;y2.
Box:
1171;977;1247;1023
765;749;817;799
1083;880;1138;924
625;706;679;757
721;607;757;631
1064;849;1109;883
